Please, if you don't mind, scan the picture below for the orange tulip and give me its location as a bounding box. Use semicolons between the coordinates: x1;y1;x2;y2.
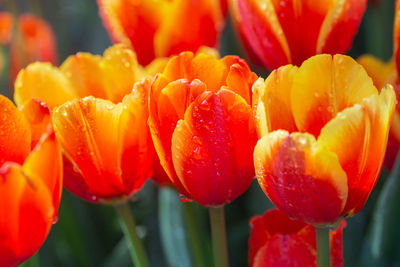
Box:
230;0;366;70
13;44;165;202
0;95;62;266
253;54;396;226
149;51;258;206
249;209;345;267
0;12;57;84
97;0;225;65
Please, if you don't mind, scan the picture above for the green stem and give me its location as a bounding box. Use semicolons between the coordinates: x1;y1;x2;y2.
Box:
114;202;149;267
183;203;207;267
209;206;229;267
20;253;39;267
316;227;330;267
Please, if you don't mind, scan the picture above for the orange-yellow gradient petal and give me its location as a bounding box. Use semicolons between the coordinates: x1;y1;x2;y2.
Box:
0;131;62;266
0;95;31;166
357;55;396;91
19;99;51;148
254;130;348;225
291;54;377;137
318;86;396;216
252;65;298;137
171;90;256;206
98;0;224;65
14;62;76;109
53;93;152;202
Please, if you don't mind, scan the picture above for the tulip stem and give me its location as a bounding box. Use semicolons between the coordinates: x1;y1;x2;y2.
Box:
209;206;229;267
183;203;207;267
115;202;150;267
316;227;330;267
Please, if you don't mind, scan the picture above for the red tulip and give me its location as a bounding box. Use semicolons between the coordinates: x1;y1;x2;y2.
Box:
0;95;62;266
149;51;258;206
230;0;366;70
249;209;345;267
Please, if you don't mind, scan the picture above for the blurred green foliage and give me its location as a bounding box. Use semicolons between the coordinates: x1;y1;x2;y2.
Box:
1;0;399;266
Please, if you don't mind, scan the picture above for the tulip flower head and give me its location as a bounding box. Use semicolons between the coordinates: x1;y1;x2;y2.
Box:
97;0;225;65
149;51;258;206
13;44;163;203
0;95;62;266
230;0;367;70
0;12;57;84
253;54;396;226
249;209;345;267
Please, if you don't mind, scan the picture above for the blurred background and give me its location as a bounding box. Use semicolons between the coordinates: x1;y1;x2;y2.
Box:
0;0;399;266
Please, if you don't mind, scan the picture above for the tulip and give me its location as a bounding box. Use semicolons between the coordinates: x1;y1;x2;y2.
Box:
249;209;345;267
230;0;366;70
97;0;225;65
149;51;258;206
0;12;57;84
0;94;62;267
149;51;257;267
253;54;395;226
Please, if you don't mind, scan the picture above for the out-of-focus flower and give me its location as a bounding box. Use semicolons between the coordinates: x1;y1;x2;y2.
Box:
0;12;57;84
230;0;366;70
249;209;345;267
149;51;258;206
0;94;62;266
97;0;225;65
253;54;395;226
13;44;165;203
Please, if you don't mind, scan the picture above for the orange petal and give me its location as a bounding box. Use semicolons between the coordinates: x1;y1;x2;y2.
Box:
254;130;348;225
291;54;378;137
118;82;153;195
317;0;366;55
97;0;163;65
253;65;298;137
357;55;397;91
14;62;77;109
101;44;141;103
52;97;126;200
19;99;51;148
171;89;256;206
0;95;31;166
0;131;61;266
318;86;396;216
60;52;108;99
154;0;224;58
149;77;206;196
231;0;290;70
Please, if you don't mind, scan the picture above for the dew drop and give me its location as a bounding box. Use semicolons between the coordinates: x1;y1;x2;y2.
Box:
53;215;59;224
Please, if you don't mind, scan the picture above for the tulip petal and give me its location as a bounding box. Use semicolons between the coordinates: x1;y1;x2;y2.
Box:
318;86;396;216
232;0;290;70
0;95;31;166
97;0;163;65
149;77;206;196
171;89;256;206
253;65;298;137
19;99;51;148
0;131;61;266
291;54;378;137
254;130;348;225
52;97;126;199
154;0;224;59
118;83;153;195
14;62;77;109
317;0;367;55
60;52;107;99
